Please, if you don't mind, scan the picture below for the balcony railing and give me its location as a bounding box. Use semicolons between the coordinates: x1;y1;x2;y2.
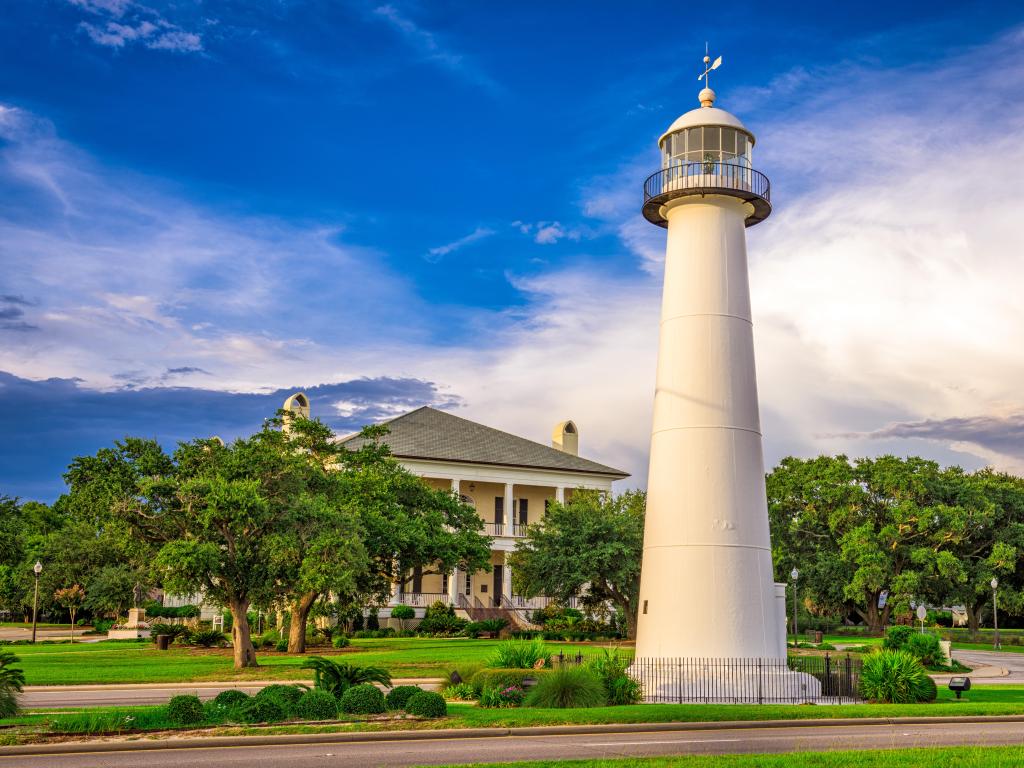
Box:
392;592;451;607
642;162;771;228
484;523;528;537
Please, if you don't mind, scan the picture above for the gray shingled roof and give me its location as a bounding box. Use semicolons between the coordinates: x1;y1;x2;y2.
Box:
339;406;629;478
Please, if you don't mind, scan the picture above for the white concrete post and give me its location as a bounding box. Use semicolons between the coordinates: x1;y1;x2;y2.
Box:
503;554;513;601
449;567;460;605
504;483;515;533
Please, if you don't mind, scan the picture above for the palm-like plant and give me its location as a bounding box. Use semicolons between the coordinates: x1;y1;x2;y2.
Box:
0;650;26;719
300;656;391;699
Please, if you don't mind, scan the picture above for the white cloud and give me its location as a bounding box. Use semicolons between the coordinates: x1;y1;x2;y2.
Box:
67;0;204;53
426;226;496;260
372;4;502;95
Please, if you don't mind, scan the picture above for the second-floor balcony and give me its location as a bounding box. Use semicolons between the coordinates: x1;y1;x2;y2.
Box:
642;162;771;228
484;522;529;538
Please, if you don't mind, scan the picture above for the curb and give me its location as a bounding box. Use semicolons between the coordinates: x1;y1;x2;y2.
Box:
22;679;441;692
5;715;1024;756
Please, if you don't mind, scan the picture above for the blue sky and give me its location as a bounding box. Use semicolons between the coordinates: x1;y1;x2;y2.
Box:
3;1;1024;501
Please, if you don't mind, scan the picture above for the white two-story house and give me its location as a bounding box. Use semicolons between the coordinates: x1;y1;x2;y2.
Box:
338;405;629;623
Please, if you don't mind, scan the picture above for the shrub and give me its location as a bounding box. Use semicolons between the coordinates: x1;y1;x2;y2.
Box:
377;626;396;638
525;666;607;709
405;690;446;718
238;696;286;723
488;638;549;669
333;635;350;649
191;630;227;648
817;643;837;651
883;624;915;651
166;694;205;726
385;685;422;710
905;633;943;666
0;651;25;719
442;682;476;700
256;684;305;714
860;650;937;703
296;689;338;720
208;692;246;708
417;601;467;635
339;683;386;714
476;618;509;637
479;685;526;708
470;668;549;697
367;610;380;631
587;648;641;705
301;656;392;699
391;604;415;631
275;639;289;652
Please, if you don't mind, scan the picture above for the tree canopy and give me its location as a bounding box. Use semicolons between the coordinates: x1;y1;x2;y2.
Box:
508;489;645;638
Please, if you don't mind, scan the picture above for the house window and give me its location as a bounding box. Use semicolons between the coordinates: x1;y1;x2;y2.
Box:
412;566;422;594
494;497;503;527
518;498;528;526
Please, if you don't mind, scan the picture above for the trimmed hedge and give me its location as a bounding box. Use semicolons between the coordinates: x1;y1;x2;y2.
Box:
238;697;286;723
385;685;422;710
339;683;386;714
470;668;549;696
256;684;305;714
405;690;447;718
166;694;204;725
212;689;250;709
332;635;350;648
296;689;338;720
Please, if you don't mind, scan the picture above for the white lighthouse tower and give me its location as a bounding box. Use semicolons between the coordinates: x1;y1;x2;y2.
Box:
634;56;801;683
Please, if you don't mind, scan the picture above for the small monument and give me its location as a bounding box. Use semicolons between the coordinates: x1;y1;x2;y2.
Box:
107;583;152;639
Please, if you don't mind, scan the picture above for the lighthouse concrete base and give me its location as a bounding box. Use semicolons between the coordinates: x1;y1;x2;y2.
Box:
629;660;823;704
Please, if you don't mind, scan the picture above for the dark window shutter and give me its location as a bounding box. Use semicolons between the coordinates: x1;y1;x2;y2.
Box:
494;497;503;524
519;498;528;525
412;566;422;594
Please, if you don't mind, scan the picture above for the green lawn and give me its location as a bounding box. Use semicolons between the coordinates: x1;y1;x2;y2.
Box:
952;642;1024;653
422;748;1024;768
10;637;612;686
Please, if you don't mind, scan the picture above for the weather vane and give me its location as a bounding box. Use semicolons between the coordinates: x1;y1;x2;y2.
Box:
698;43;722;89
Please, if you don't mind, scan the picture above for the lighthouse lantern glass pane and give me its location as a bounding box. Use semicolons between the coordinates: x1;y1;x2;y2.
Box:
705;127;720;151
721;128;736;158
687;127;702;154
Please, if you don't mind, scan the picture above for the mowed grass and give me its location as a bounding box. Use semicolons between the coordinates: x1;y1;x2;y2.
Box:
422;747;1024;768
12;637;614;686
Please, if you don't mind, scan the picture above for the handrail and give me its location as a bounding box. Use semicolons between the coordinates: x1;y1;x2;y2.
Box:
644;162;770;203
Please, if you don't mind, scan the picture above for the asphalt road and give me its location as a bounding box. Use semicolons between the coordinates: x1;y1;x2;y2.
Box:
2;721;1024;768
953;649;1024;683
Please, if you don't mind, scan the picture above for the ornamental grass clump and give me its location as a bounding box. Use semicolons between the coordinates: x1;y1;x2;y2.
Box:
339;683;386;714
405;690;447;718
488;638;549;669
166;694;205;726
442;682;476;701
859;649;937;703
586;647;642;705
524;666;607;709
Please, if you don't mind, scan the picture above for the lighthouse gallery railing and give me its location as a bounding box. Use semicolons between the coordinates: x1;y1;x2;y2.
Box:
643;162;771;205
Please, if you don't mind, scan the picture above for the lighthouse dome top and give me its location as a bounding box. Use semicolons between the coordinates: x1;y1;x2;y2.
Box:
658;88;755;147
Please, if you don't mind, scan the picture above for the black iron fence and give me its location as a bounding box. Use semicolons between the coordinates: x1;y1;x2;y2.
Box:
629;655;862;704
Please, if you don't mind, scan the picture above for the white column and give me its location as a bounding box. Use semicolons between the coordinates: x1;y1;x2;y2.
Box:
555;486;565;504
451;478;460;495
503;553;513;601
390;580;401;605
449;567;460;605
635;194;781;660
504;483;514;533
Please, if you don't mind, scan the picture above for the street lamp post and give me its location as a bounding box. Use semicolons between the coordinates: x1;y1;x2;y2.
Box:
31;561;42;644
790;567;800;645
991;577;1000;651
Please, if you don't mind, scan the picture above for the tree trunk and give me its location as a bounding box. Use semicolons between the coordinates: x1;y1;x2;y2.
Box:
621;600;637;640
966;603;981;641
858;592;885;635
287;591;319;654
229;598;258;668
